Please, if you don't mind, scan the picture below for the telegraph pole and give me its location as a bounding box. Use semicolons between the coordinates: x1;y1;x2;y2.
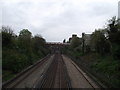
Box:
118;1;120;23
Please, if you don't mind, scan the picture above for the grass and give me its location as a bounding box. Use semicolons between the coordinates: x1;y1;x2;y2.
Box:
67;50;120;88
65;49;120;88
91;56;120;87
2;70;15;82
92;56;119;73
81;53;120;88
2;55;46;82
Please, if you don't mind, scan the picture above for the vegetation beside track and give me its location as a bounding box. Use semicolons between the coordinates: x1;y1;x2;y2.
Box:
63;17;120;88
1;27;50;82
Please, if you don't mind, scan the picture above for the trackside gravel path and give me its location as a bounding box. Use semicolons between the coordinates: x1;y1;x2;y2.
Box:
62;55;99;88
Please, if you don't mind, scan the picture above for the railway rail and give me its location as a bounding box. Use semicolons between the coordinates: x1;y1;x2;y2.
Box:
70;60;98;89
62;55;101;89
2;53;102;89
35;54;72;88
35;54;58;88
2;54;52;88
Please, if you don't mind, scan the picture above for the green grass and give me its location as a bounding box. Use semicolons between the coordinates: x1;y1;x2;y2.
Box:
90;55;120;88
65;47;120;87
71;51;120;88
2;70;15;82
92;56;119;73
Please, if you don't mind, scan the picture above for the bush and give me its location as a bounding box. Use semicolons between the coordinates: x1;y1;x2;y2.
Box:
91;56;120;88
3;49;28;73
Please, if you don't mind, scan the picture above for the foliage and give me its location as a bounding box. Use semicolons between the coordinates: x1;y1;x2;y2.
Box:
91;55;120;88
70;36;82;49
32;35;48;56
107;17;120;59
63;35;82;59
90;30;111;55
2;26;49;81
2;26;16;48
63;16;120;88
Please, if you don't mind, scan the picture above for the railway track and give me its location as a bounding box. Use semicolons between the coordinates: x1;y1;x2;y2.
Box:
35;54;58;88
2;54;53;88
70;61;97;89
3;53;101;89
62;55;100;89
60;55;72;88
35;54;72;89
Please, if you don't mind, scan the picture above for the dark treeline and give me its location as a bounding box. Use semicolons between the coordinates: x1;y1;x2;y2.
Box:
64;17;120;59
63;17;120;88
1;26;50;81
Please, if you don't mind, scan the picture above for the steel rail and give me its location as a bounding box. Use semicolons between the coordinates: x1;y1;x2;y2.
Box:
70;60;97;89
2;54;51;88
36;54;58;88
35;54;72;89
61;55;72;89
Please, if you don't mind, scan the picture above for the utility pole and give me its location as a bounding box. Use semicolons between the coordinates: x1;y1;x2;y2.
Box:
118;1;120;23
82;33;85;54
118;1;120;18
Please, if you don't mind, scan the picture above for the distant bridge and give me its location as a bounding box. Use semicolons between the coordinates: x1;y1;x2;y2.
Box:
46;42;70;53
46;42;70;46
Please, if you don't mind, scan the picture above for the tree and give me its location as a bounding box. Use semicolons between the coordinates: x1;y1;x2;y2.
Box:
107;17;120;59
63;39;66;43
18;29;32;53
2;26;15;48
107;16;120;44
90;30;111;55
18;29;33;64
32;34;47;56
2;26;50;76
70;36;82;49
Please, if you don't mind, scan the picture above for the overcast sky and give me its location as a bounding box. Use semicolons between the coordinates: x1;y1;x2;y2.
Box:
1;0;119;42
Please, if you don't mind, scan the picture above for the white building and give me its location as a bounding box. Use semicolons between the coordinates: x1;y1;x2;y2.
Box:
84;34;91;45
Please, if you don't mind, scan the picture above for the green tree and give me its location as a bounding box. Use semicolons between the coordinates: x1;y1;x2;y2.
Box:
18;29;33;64
2;26;15;48
107;16;120;44
32;34;47;57
2;26;50;80
18;29;32;53
70;36;82;49
90;30;110;55
107;17;120;59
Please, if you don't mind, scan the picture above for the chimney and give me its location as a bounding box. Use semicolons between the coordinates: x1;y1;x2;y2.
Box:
72;34;77;38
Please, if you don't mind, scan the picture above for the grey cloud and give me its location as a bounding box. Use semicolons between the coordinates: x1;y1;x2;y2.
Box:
2;0;119;42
